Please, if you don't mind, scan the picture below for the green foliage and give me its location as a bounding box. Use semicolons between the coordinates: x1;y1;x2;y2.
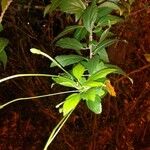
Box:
0;24;8;68
0;0;134;149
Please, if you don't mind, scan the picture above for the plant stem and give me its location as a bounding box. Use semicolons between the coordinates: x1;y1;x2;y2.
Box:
0;74;57;83
89;31;93;59
0;90;78;109
44;110;73;150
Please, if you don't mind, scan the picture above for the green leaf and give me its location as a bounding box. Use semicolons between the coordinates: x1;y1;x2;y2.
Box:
81;88;97;101
83;4;98;32
54;25;82;42
88;67;123;81
44;0;62;16
1;0;8;11
60;0;86;16
93;39;117;54
83;81;105;88
100;28;110;42
0;24;3;32
63;93;80;116
56;38;84;51
97;7;113;18
0;50;7;68
97;48;109;62
50;55;86;67
52;76;77;88
72;63;85;80
86;96;102;114
74;27;87;41
97;15;123;27
98;1;123;15
0;38;9;53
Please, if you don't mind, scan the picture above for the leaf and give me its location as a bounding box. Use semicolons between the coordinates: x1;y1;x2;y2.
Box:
100;28;110;42
83;4;98;32
56;38;84;51
93;39;117;54
97;48;109;62
83;81;105;88
63;93;80;116
82;55;106;74
97;7;113;18
50;55;86;67
97;15;123;27
54;25;82;42
44;0;62;16
81;88;98;101
1;0;8;11
144;54;150;63
105;80;116;97
0;38;9;53
88;67;123;81
52;76;77;88
86;96;102;114
72;63;85;80
0;24;3;32
0;50;7;68
74;27;87;41
98;1;123;15
60;0;86;16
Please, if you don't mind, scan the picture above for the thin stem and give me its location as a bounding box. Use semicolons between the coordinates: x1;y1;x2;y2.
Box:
0;90;78;109
0;74;57;83
44;110;73;150
89;31;93;59
30;48;72;77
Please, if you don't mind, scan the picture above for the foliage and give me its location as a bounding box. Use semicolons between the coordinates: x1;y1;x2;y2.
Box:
0;0;134;150
0;23;8;68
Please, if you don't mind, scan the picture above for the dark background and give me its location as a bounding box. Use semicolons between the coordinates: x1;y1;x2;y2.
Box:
0;0;150;149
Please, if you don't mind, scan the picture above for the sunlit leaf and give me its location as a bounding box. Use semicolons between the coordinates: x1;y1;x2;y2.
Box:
81;88;97;101
83;81;105;88
52;76;77;88
86;96;102;114
63;93;80;116
50;55;86;67
88;67;123;81
72;63;85;80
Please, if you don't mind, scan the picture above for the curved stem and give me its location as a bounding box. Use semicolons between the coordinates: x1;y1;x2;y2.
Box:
0;90;78;109
0;74;57;83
